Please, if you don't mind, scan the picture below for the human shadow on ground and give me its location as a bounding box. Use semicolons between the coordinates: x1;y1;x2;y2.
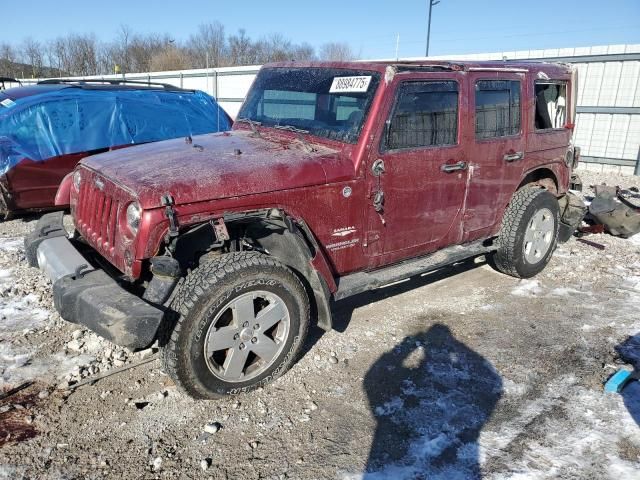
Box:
615;334;640;426
362;324;503;479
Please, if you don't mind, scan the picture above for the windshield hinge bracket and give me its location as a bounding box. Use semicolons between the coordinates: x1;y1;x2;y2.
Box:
162;194;179;239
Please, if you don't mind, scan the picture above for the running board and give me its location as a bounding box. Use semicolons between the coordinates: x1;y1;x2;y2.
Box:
334;240;495;300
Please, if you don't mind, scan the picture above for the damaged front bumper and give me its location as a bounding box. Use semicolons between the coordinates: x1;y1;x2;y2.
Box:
25;212;165;349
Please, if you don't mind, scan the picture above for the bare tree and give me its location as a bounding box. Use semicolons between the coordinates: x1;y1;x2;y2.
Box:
47;38;70;75
256;33;293;63
291;42;316;61
4;25;355;78
0;43;18;77
187;22;227;68
319;42;355;62
67;34;98;76
149;45;190;71
97;42;119;75
115;24;132;74
22;38;45;77
228;29;258;66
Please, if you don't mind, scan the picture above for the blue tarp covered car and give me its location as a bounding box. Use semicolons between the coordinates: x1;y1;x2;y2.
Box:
0;80;231;216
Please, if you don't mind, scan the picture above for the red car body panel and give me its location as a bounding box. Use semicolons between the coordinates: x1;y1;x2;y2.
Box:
5;152;85;210
79;131;352;209
68;60;575;286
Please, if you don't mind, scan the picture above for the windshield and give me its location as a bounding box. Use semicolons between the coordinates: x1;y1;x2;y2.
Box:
237;67;381;144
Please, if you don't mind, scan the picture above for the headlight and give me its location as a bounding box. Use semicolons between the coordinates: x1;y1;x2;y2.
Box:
126;202;141;234
73;170;81;190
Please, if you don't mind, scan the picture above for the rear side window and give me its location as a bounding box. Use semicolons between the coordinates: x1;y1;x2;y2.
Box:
384;81;458;150
475;80;521;139
535;81;567;130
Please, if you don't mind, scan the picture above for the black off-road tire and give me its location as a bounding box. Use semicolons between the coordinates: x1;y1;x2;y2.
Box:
161;251;310;399
492;187;560;279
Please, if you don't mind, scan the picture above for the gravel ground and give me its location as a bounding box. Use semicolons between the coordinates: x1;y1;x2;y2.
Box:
0;167;639;479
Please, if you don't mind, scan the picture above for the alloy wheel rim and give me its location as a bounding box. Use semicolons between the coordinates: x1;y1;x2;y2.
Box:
523;208;555;264
203;290;290;383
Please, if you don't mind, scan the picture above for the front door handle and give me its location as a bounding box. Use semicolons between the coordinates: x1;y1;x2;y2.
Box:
441;161;467;173
504;151;524;162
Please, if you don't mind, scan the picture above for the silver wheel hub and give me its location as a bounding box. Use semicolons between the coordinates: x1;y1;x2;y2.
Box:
523;207;555;264
239;328;253;342
203;290;290;383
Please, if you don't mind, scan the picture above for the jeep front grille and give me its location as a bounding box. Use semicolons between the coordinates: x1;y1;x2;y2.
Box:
76;176;121;257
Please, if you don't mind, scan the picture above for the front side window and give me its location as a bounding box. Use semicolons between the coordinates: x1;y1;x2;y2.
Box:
237;67;380;144
475;80;521;139
384;81;458;150
535;81;567;130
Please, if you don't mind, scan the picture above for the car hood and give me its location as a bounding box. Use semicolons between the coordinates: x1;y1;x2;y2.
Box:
81;130;350;209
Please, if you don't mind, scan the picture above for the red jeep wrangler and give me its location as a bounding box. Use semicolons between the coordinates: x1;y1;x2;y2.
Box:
27;60;583;398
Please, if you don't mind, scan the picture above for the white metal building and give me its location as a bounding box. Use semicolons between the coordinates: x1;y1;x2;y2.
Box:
19;44;640;174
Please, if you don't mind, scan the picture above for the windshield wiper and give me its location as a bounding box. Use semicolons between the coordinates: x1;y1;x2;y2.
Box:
236;117;262;137
273;124;309;134
273;124;316;153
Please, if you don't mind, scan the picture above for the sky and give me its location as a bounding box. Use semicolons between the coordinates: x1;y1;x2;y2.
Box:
4;0;640;59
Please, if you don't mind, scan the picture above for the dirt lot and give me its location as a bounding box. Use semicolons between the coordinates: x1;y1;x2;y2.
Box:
1;169;639;480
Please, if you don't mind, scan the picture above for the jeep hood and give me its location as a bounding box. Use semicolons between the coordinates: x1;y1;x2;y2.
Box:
80;130;350;209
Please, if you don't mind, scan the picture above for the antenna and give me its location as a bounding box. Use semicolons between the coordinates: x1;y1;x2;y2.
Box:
426;0;441;57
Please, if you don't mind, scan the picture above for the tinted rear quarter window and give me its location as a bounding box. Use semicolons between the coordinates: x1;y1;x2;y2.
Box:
385;81;458;150
475;80;521;139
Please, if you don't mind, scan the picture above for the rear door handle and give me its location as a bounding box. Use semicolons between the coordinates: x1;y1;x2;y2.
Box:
441;161;467;173
504;151;524;162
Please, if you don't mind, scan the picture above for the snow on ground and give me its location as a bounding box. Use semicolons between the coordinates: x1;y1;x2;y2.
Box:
0;169;639;479
341;273;640;480
510;279;542;297
0;237;95;390
0;237;25;252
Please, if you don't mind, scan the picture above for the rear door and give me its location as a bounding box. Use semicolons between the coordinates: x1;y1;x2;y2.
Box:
463;72;526;240
366;74;468;263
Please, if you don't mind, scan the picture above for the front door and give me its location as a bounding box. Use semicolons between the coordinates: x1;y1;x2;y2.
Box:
366;77;468;263
463;72;526;240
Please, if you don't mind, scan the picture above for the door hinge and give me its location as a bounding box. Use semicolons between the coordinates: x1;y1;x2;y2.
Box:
371;158;385;216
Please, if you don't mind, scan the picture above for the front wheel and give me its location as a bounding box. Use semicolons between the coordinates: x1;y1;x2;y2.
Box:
492;187;560;278
161;252;310;399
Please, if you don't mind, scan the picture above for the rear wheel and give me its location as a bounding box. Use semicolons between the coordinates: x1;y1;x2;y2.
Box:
492;187;560;278
161;252;310;399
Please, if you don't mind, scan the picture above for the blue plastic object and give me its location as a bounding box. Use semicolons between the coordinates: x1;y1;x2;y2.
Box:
0;88;231;175
604;369;635;393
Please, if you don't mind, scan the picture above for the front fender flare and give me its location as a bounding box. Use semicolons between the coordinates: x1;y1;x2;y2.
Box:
245;214;335;331
55;172;73;206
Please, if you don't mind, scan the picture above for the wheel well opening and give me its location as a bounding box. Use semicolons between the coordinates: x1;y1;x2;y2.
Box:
517;168;558;195
168;211;333;331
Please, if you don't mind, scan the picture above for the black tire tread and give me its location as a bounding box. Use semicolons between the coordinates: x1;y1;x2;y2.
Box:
161;251;309;398
493;187;555;278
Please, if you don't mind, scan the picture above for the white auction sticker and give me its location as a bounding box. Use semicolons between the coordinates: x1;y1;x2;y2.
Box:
0;98;16;108
329;76;372;93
